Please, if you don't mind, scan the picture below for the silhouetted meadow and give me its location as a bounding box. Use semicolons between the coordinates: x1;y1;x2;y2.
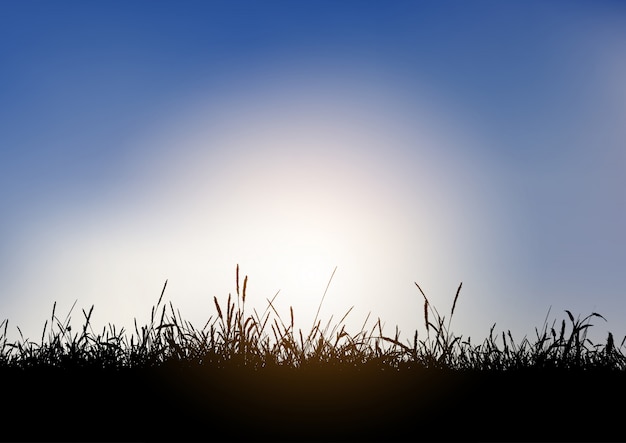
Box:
2;265;625;442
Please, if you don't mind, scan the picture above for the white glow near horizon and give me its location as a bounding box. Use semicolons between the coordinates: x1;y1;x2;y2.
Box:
2;65;530;343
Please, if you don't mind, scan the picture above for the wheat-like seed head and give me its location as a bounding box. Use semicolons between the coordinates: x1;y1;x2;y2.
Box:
236;264;240;298
451;282;462;318
243;276;248;304
213;296;223;321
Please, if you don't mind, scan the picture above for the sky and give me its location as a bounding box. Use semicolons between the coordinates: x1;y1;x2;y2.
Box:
1;0;625;346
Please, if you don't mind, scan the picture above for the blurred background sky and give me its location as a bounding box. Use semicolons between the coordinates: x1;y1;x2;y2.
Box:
1;0;625;345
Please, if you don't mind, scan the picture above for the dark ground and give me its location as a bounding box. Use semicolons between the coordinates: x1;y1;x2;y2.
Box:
3;364;625;442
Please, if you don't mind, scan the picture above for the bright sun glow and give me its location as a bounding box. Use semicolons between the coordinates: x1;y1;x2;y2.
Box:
5;64;518;342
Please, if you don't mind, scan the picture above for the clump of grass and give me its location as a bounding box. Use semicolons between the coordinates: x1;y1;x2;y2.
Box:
0;264;624;372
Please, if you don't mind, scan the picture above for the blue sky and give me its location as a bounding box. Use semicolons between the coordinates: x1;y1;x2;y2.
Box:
1;1;625;344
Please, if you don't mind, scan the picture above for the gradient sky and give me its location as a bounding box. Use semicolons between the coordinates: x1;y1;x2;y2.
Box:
1;0;625;345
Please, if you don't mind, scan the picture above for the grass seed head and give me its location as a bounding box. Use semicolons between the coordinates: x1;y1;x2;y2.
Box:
213;296;223;321
451;282;462;318
243;275;248;304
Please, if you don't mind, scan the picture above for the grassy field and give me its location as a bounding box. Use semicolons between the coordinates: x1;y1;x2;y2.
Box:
2;265;625;442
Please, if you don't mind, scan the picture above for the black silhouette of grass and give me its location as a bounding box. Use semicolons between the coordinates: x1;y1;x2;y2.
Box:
2;265;625;442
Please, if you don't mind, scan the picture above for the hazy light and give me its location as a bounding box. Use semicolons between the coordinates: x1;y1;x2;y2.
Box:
2;61;522;344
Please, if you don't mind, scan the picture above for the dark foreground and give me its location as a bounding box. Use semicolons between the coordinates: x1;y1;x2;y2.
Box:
4;363;624;442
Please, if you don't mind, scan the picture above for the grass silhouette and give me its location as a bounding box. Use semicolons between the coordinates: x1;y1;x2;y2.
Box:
2;265;625;442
